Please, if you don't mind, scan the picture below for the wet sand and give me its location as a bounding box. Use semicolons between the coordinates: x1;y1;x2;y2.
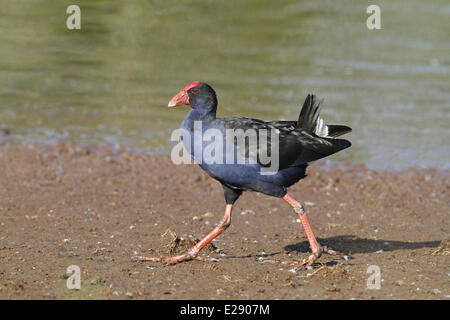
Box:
0;142;448;299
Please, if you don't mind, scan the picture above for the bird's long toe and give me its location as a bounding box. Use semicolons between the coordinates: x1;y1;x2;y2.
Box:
136;253;191;265
135;252;213;265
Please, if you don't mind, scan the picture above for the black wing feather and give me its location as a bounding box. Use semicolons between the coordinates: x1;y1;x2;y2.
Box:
296;94;323;131
221;118;350;169
218;94;351;169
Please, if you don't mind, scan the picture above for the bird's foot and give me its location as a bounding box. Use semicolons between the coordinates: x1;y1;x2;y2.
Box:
134;252;211;265
281;245;337;268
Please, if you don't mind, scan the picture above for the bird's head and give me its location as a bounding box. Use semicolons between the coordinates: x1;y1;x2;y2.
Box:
168;81;217;110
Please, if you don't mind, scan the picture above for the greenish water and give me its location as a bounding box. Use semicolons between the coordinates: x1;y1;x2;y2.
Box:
0;0;449;170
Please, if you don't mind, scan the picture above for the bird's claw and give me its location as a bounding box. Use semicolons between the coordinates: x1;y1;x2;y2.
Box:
281;245;337;268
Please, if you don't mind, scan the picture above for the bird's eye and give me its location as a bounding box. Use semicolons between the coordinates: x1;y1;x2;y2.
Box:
191;89;199;94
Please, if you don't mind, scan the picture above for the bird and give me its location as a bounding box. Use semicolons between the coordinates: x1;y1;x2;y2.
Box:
140;81;352;267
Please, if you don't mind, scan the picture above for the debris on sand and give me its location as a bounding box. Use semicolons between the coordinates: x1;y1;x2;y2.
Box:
430;239;449;256
394;279;405;286
307;263;351;281
1;143;449;299
160;229;217;255
161;229;188;254
240;209;256;216
328;223;342;230
192;212;215;221
202;212;214;218
430;288;441;295
325;285;340;292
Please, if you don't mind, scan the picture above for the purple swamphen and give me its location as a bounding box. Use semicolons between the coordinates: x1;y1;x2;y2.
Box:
140;81;352;266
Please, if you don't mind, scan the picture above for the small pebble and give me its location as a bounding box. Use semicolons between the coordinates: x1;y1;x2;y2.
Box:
202;212;213;218
430;289;441;295
288;268;297;274
261;260;275;264
394;280;405;286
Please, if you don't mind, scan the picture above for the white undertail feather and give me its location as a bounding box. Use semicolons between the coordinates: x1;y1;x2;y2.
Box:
314;117;329;138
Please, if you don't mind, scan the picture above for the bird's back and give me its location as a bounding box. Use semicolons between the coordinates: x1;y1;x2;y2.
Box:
181;94;351;196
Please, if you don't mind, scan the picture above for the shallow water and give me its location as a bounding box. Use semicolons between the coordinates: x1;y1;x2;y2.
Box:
0;0;449;170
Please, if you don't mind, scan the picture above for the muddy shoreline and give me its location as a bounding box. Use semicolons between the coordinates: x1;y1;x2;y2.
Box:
0;142;448;299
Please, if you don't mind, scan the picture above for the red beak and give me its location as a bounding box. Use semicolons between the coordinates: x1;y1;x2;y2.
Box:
168;81;201;107
168;90;189;107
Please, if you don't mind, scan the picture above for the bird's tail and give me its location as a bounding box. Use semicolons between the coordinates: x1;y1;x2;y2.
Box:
296;94;352;138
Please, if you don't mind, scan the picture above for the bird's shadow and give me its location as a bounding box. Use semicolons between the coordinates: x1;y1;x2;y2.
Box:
284;235;441;255
138;236;441;267
219;235;440;261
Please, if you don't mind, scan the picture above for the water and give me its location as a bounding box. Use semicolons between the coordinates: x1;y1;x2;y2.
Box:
0;0;449;170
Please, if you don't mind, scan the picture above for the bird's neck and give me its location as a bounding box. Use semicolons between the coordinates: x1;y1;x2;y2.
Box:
183;106;217;128
180;106;218;161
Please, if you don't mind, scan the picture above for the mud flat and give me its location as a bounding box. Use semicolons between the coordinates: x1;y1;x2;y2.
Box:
0;142;448;299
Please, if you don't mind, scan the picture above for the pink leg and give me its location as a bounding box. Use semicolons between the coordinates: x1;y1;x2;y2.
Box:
139;204;233;265
282;194;336;267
